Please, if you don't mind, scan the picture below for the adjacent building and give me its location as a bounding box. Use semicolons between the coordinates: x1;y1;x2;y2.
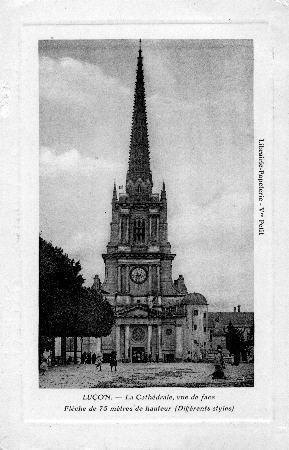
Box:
208;307;254;356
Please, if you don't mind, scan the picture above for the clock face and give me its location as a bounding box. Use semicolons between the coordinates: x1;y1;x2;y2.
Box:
130;266;148;284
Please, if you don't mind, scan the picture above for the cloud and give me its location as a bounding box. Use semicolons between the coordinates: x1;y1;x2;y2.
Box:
39;56;133;161
170;189;252;257
39;56;130;106
40;146;123;177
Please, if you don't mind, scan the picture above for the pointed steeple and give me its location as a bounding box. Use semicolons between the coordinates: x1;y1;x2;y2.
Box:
126;40;152;195
112;181;117;202
161;181;167;201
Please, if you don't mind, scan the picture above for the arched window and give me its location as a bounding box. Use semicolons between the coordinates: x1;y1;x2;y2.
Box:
120;216;128;243
133;218;146;243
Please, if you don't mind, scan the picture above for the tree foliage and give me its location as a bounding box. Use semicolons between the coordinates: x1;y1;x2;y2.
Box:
226;322;244;354
39;236;114;338
77;287;115;337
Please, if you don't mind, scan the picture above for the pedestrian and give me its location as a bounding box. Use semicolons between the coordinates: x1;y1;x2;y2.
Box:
87;352;92;364
110;351;117;372
95;353;102;371
91;353;96;364
43;348;50;361
39;357;48;375
212;346;226;379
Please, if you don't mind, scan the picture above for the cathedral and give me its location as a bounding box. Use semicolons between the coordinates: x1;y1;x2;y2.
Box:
55;41;208;363
92;41;209;363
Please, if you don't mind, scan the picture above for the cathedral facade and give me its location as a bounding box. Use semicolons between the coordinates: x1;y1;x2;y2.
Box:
96;42;208;363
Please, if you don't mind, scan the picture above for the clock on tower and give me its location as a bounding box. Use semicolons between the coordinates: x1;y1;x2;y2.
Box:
130;266;148;284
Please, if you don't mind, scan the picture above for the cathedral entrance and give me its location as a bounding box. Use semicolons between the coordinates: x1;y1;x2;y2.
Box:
132;347;146;363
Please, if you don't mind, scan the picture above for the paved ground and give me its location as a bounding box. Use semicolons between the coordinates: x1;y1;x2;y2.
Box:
39;362;254;389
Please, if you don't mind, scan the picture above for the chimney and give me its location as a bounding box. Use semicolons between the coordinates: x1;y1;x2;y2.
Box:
234;307;236;312
237;305;241;312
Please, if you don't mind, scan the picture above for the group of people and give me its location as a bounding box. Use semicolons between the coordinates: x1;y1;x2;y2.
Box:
81;351;95;365
80;351;117;372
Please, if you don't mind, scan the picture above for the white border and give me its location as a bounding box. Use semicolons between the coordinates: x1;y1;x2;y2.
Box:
2;0;289;445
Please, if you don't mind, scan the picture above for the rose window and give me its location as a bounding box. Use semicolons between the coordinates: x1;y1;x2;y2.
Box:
132;326;146;342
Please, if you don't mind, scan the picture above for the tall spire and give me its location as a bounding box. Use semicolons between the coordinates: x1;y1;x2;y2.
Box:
126;40;152;193
112;181;117;202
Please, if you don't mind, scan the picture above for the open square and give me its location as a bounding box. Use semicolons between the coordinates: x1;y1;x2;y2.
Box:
39;362;254;389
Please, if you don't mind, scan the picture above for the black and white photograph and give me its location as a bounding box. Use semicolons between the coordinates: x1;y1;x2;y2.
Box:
3;0;289;444
39;38;254;389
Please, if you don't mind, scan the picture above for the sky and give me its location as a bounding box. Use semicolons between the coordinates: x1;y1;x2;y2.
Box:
39;39;254;312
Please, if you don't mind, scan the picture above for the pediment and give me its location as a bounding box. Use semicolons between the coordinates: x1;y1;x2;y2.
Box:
127;309;148;318
118;306;149;318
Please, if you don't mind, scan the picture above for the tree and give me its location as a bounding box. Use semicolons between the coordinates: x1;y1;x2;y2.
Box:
39;236;115;364
225;321;244;366
70;287;115;363
77;287;115;337
39;235;84;338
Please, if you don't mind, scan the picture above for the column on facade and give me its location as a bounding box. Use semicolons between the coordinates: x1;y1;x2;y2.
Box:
175;326;183;360
126;265;129;292
158;325;162;360
156;216;159;241
157;265;160;292
117;266;121;291
115;326;121;360
149;216;152;241
126;216;129;242
125;325;130;361
147;325;152;355
148;265;152;291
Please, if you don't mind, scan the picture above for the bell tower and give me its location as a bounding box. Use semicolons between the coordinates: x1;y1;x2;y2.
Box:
102;40;178;299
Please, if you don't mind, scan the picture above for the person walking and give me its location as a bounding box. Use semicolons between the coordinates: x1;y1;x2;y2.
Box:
110;351;117;372
39;357;48;375
95;353;102;371
212;346;226;379
91;353;96;365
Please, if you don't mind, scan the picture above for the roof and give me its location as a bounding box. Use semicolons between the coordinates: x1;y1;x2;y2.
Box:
181;292;208;306
208;312;254;328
